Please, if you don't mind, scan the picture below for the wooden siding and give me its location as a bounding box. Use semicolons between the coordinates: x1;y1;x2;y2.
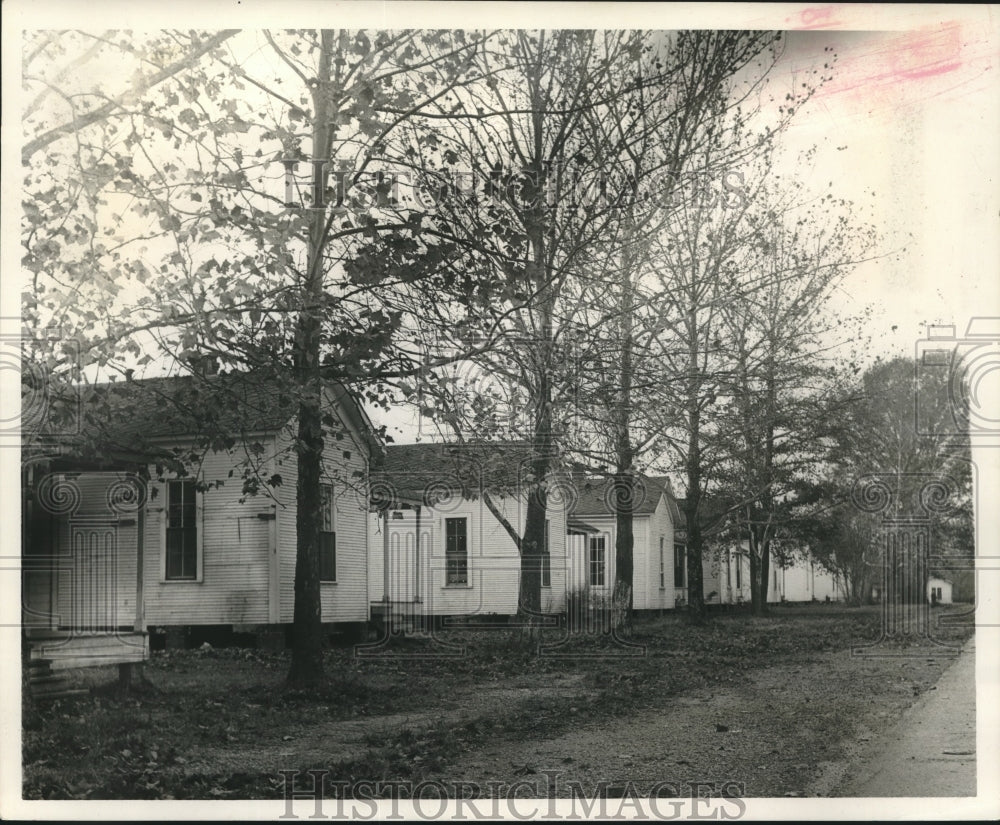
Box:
369;491;568;616
29;386;374;630
642;495;675;610
771;558;845;602
926;577;953;605
566;492;677;610
143;446;273;626
702;544;845;604
702;547;750;605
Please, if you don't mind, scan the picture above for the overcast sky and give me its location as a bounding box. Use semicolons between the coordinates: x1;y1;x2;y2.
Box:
776;18;999;358
4;3;998;446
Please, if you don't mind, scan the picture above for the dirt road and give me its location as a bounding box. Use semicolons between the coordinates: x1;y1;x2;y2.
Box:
416;642;972;797
835;636;975;796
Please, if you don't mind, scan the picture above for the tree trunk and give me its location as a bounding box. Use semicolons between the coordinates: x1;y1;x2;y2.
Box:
516;53;553;632
519;474;546;621
756;532;770;616
748;536;760;613
288;29;335;686
613;470;635;632
684;322;706;623
612;226;636;630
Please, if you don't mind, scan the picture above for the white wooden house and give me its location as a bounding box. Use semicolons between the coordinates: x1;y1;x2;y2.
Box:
565;475;681;611
367;443;569;625
22;371;380;668
700;542;846;605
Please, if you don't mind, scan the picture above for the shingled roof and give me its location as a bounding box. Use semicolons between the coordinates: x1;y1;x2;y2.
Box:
570;474;679;519
38;370;379;463
371;441;551;505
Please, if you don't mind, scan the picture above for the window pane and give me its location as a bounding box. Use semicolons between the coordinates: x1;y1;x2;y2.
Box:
589;540;605;587
167;481;182;527
320;531;336;581
166;530;182;578
168;480;196;527
542;520;551;587
445;518;467;584
321;485;335;532
182;527;197;578
166;480;198;580
166;527;197;580
659;538;665;588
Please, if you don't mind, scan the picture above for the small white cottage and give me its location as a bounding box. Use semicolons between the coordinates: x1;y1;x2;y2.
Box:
565;475;681;611
22;371;381;667
927;576;953;605
368;442;569;625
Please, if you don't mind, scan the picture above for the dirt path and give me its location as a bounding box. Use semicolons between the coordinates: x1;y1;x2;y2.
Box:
416;647;965;797
834;637;975;796
181;674;590;776
180;644;967;798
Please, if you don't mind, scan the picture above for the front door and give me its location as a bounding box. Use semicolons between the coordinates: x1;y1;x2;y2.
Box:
387;511;418;603
52;472;140;631
66;519;120;631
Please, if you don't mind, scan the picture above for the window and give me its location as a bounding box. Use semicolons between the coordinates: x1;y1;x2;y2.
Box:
659;537;665;589
320;484;336;582
166;480;198;580
674;543;686;588
735;557;742;589
445;517;468;585
541;519;551;588
588;536;606;587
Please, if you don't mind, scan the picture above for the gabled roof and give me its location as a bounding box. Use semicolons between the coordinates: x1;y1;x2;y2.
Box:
674;497;740;537
371;441;550;505
570;474;676;518
33;370;381;462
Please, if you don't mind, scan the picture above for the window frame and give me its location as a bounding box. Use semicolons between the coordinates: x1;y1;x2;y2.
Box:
659;536;665;590
674;543;686;588
161;478;203;583
588;535;606;588
444;516;469;587
541;519;551;588
320;483;337;583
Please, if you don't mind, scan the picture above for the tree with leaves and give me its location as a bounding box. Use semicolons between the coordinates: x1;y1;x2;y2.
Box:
22;28;490;684
565;31;787;626
791;356;973;606
711;178;879;615
349;30;667;625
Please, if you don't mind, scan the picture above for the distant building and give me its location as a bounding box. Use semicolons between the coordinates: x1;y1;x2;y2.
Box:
927;576;953;605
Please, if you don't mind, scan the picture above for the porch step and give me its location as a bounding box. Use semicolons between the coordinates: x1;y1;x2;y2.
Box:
28;632;148;671
33;687;91;701
25;659;90;701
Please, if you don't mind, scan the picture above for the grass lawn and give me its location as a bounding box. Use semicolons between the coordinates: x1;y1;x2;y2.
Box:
22;604;973;799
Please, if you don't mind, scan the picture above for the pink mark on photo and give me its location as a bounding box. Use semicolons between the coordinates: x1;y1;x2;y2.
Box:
793;6;846;31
